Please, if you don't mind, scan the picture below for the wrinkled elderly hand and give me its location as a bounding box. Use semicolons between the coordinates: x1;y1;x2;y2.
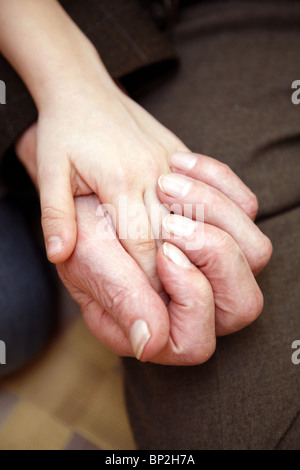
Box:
57;195;216;365
15;115;272;366
157;152;273;336
57;178;272;365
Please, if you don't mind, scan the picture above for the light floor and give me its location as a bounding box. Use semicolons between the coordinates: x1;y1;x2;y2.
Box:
0;288;136;450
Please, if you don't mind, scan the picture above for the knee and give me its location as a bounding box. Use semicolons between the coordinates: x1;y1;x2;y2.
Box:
0;265;57;379
0;199;58;379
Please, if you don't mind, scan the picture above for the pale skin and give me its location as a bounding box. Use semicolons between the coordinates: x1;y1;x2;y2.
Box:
16;126;272;364
2;0;273;363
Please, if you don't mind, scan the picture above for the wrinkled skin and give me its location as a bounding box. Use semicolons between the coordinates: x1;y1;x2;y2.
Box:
57;191;271;364
15;122;272;366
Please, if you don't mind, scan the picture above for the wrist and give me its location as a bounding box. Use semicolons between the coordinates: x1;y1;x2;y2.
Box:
35;40;118;111
0;0;119;111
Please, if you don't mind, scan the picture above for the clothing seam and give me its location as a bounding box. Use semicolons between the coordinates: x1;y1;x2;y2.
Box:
274;410;300;449
96;3;149;63
83;2;135;36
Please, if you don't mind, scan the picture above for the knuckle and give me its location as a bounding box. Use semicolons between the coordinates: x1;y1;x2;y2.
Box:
41;205;66;228
103;283;137;319
253;235;273;274
168;134;188;153
241;288;264;325
245;193;259;220
191;338;216;365
261;235;273;264
113;168;134;191
215;161;233;179
213;161;259;220
131;236;156;256
220;162;231;174
200;338;217;363
212;229;236;254
205;186;227;215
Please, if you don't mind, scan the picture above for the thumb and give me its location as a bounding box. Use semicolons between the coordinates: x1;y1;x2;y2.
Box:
61;195;170;361
156;242;216;365
39;163;77;263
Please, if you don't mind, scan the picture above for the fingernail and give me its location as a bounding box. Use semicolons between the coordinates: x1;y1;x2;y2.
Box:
163;242;192;268
158;173;192;198
170;152;198;171
46;236;64;258
162;214;196;237
130;319;151;360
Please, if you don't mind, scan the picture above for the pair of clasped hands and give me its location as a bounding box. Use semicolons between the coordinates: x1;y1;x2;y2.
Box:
0;0;271;366
16;80;272;366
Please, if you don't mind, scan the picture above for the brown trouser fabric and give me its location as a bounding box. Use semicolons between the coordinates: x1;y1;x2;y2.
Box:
122;0;300;450
0;0;299;450
0;0;177;161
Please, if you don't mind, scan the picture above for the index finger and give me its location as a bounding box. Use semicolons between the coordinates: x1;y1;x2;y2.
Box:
170;152;258;220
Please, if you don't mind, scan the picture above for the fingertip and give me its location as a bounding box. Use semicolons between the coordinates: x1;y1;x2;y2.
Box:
130;319;151;360
45;224;77;263
46;235;64;262
169;151;198;172
162;242;193;269
42;197;78;264
157;173;168;194
39;163;78;263
156;243;198;304
130;295;170;362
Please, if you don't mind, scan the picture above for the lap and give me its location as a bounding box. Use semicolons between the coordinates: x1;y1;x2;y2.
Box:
122;0;300;450
0;190;57;378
